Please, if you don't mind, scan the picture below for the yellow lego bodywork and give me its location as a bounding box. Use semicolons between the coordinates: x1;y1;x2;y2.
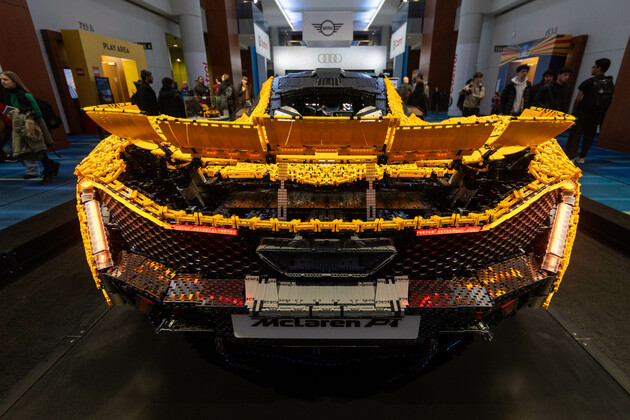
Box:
77;77;581;309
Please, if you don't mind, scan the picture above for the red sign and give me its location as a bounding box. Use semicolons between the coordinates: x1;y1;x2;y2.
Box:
92;66;100;77
415;226;481;236
76;68;84;76
202;62;210;86
172;224;238;235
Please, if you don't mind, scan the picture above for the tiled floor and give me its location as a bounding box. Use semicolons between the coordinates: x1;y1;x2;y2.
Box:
1;116;629;231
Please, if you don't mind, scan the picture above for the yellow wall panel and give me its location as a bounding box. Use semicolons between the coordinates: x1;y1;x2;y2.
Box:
61;30;148;106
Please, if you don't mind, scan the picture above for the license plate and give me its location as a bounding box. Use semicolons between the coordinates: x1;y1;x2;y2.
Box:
232;315;421;339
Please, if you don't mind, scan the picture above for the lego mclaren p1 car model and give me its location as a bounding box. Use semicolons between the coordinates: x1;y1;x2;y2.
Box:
76;69;580;354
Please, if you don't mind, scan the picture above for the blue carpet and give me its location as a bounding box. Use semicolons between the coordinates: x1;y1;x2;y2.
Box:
0;135;99;230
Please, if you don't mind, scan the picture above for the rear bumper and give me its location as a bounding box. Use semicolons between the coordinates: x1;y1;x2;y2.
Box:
101;249;552;342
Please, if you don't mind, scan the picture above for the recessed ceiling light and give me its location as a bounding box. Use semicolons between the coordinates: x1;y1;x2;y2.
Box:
173;44;178;47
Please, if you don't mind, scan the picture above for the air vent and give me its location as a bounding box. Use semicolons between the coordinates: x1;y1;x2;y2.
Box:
316;77;341;87
256;236;396;278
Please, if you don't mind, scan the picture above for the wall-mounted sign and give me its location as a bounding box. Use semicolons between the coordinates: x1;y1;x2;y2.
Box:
102;42;130;54
78;21;94;32
136;42;153;50
76;68;85;76
253;24;271;61
92;66;100;77
519;44;531;58
95;76;114;104
63;68;79;99
544;27;558;37
273;46;387;76
390;23;407;60
303;11;353;46
317;53;342;64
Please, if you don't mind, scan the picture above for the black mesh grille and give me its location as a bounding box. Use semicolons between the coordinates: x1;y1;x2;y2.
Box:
384;191;556;279
102;190;555;280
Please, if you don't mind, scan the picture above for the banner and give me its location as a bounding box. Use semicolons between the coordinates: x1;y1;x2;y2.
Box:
273;46;387;76
254;24;271;61
390;23;407;60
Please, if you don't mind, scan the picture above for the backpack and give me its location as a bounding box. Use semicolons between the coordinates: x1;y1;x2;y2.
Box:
35;98;62;130
591;76;614;114
457;92;465;111
224;85;234;101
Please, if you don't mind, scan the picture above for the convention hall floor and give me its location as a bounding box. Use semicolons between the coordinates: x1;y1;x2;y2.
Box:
1;112;629;231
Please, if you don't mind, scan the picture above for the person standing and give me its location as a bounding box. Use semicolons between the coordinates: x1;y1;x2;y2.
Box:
237;76;253;108
212;77;221;96
530;69;556;104
534;67;572;112
397;76;412;104
565;58;615;163
158;78;186;118
418;74;430;105
217;74;235;120
430;86;441;115
407;79;428;117
0;85;16;163
491;92;501;115
132;70;158;115
180;81;192;97
0;71;58;184
500;64;532;116
458;72;485;117
194;76;210;97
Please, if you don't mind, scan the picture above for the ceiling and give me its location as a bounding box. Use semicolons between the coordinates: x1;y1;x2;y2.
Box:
259;0;402;31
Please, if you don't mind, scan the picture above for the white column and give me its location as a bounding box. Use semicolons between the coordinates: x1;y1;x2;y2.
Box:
171;0;209;85
448;0;490;116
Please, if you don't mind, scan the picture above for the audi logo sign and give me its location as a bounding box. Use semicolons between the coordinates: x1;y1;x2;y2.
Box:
318;53;343;64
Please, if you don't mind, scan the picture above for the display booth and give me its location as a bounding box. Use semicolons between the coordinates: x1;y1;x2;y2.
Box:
61;30;148;107
496;34;572;93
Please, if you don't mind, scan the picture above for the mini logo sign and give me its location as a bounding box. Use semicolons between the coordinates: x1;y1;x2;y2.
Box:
318;53;343;64
313;20;343;37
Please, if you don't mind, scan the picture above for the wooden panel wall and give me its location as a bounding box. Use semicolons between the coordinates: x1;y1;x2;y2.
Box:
418;0;459;94
0;0;68;148
598;35;630;153
204;0;242;86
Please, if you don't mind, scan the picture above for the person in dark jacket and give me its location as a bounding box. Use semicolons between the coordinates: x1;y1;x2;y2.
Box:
500;64;532;115
534;67;572;112
158;78;186;118
132;70;158;115
530;69;555;104
396;76;412;103
565;58;615;163
430;86;441;114
194;76;211;98
217;74;235;120
406;80;428;117
180;81;192;97
237;76;253;108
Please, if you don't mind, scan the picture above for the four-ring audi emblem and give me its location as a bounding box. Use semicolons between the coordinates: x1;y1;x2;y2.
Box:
318;53;343;64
